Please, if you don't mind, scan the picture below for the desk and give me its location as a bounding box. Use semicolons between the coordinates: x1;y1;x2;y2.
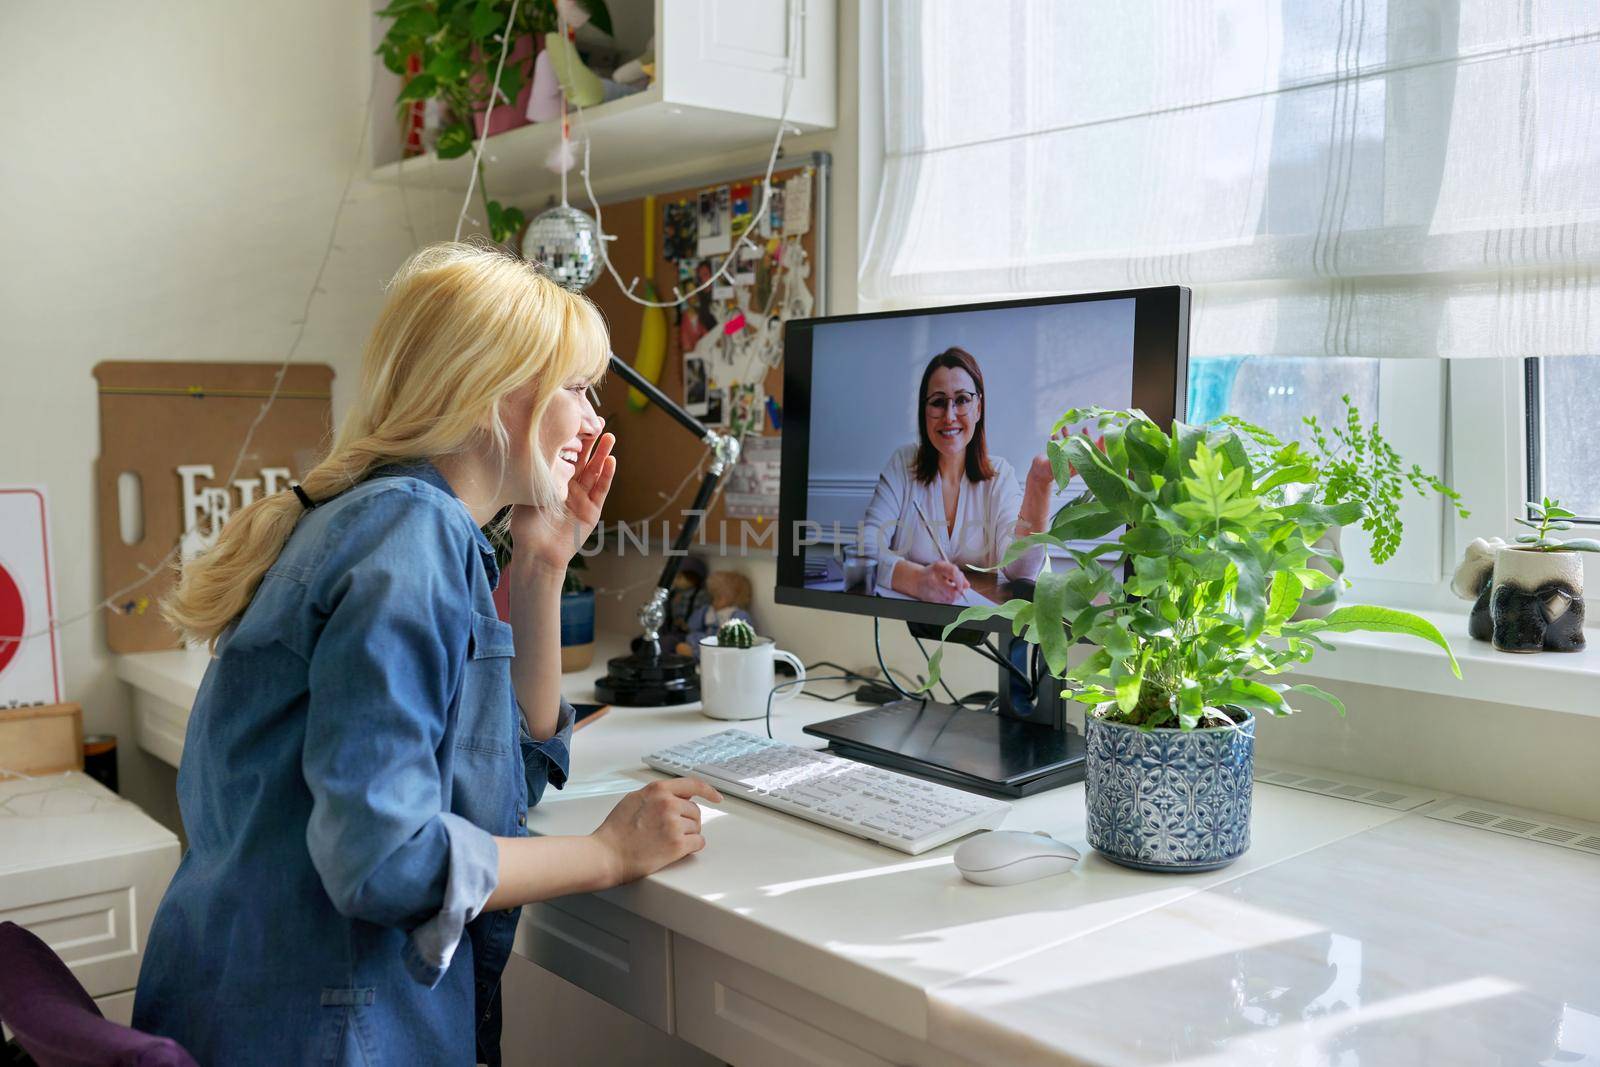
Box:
109;643;1600;1063
515;650;1600;1066
0;773;179;1025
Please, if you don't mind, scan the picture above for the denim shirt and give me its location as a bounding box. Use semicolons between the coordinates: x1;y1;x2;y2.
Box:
133;462;572;1066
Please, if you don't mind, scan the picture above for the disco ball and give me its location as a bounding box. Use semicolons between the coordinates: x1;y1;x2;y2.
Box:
521;205;602;292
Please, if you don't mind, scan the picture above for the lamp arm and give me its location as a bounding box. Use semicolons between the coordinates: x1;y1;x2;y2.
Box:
606;353;744;651
608;353;718;444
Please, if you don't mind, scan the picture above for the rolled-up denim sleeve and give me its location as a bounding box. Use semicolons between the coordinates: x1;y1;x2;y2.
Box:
302;493;498;988
520;700;575;809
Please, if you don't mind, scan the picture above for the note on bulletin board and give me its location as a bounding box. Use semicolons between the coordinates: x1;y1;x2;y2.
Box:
723;435;782;519
0;487;63;706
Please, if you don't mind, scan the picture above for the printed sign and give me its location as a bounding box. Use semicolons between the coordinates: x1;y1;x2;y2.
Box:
0;487;63;706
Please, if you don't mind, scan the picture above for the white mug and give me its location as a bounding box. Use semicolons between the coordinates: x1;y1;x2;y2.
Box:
698;636;807;721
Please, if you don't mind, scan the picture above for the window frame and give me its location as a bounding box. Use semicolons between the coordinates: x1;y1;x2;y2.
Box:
1524;357;1600;527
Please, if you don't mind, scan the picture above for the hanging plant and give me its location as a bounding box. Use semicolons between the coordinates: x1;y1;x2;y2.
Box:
377;0;613;242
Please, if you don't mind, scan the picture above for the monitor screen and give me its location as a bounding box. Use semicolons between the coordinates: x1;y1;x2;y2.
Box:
775;288;1188;631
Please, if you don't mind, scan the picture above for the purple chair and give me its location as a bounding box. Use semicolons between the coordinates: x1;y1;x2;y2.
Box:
0;922;197;1067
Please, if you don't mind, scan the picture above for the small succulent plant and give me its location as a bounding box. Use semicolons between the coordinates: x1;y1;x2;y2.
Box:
1514;497;1600;552
717;619;756;648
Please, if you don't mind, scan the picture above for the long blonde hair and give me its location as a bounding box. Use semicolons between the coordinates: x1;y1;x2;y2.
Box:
163;242;609;645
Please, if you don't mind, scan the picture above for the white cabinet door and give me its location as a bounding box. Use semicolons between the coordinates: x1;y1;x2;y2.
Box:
499;952;719;1067
659;0;838;129
513;893;675;1031
673;935;972;1067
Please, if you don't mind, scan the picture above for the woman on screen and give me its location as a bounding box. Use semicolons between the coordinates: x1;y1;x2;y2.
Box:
861;347;1055;604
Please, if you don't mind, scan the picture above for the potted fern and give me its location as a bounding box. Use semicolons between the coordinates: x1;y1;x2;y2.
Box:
926;407;1461;872
1228;396;1467;617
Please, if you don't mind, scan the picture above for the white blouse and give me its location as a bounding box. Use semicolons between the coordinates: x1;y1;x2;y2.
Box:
861;443;1046;594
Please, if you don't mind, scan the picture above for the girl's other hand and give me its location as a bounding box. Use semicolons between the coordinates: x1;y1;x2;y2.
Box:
592;777;724;884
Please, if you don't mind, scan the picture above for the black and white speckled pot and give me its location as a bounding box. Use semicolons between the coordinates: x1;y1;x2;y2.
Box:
1490;547;1586;653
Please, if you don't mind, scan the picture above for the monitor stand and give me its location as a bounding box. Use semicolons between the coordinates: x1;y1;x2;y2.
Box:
802;623;1086;798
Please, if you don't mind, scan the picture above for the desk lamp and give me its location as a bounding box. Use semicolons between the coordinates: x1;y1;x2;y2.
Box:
595;353;741;705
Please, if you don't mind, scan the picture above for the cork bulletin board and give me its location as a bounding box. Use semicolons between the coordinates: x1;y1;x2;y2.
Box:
93;361;334;652
581;154;826;548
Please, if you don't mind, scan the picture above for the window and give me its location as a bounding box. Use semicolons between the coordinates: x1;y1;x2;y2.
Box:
1527;357;1600;522
1188;357;1380;448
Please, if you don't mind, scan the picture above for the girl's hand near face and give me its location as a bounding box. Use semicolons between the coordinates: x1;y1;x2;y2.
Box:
512;431;617;574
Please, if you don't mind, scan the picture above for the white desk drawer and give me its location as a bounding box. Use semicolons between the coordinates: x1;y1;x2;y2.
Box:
674;936;968;1067
513;893;673;1032
0;846;177;1000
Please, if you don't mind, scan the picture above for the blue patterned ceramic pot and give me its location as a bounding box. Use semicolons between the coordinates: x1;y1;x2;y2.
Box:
1084;705;1255;872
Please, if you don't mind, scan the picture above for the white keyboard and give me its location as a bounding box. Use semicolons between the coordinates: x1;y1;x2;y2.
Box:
643;729;1011;855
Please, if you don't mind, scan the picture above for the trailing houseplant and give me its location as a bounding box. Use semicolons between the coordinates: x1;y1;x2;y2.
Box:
376;0;613;243
925;407;1461;871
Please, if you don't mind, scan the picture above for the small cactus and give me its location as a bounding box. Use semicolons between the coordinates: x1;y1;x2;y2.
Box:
717;619;756;649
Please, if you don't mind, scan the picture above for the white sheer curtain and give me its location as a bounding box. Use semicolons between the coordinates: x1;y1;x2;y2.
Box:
861;0;1600;358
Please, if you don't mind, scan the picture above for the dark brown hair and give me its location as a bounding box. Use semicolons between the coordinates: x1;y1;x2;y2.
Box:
914;347;995;484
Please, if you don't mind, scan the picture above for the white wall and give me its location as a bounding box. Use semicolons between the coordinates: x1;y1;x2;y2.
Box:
0;1;473;829
0;0;859;833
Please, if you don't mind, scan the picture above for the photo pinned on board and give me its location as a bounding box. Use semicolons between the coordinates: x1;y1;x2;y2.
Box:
697;186;731;256
703;387;725;427
663;200;697;262
684;355;708;416
730;182;754;238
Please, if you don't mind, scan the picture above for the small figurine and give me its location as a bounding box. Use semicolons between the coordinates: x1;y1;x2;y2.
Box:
634;556;708;657
681;569;755;659
1451;536;1504;643
1452;495;1596;654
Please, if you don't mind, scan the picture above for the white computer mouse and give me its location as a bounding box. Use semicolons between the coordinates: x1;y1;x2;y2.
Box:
953;830;1081;886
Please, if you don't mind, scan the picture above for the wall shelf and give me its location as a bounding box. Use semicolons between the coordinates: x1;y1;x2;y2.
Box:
368;0;837;203
369;84;826;199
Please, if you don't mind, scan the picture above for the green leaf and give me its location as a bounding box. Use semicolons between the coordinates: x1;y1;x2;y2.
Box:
920;600;1033;690
1175;680;1205;730
1032;568;1073;676
435;122;474;158
391;8;440;37
1002;531;1069;568
1049;502;1125;543
1224;678;1287;714
1515;534;1541;544
1063;435;1134;517
1256;463;1315;497
1113;664;1141;715
398;73;439;101
1557;538;1600;552
1545;505;1576;519
1312;605;1461;679
1286;683;1345;716
1267;569;1305;624
1292;567;1334;590
470;0;501;38
426;49;471;82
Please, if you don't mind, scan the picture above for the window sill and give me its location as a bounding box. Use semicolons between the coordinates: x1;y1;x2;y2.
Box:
1294;608;1600;718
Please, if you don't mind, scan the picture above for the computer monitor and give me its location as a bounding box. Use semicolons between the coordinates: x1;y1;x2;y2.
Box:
773;288;1189;796
776;287;1189;632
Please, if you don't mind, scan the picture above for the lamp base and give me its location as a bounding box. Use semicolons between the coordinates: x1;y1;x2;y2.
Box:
595;647;701;706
